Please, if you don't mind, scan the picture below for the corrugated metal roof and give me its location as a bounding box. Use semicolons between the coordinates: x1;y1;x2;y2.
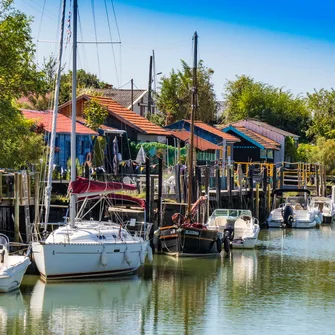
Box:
236;119;299;138
86;96;168;136
170;130;221;151
21;109;98;135
232;125;280;150
193;121;240;143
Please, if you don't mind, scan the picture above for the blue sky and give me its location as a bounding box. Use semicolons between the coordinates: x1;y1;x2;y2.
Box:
15;0;335;98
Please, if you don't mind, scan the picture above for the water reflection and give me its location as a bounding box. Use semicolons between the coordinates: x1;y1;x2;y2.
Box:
0;290;26;334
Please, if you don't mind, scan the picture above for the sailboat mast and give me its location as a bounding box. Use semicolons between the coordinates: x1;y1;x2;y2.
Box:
44;0;66;228
187;31;198;215
70;0;78;226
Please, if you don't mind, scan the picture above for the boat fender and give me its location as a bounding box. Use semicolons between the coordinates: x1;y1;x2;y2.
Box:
216;238;222;253
147;245;153;263
139;249;146;264
223;236;230;254
125;248;132;266
154;229;160;237
100;250;108;267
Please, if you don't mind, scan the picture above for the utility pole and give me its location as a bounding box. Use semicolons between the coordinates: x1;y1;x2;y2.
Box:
131;79;134;111
147;55;153;118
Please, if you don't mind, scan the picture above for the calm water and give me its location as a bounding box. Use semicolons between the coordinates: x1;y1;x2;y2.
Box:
2;226;335;335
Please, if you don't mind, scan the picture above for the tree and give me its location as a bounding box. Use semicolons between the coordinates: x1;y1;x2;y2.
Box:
59;69;110;105
306;88;335;140
222;75;311;140
0;1;44;100
0;99;44;168
83;99;108;131
155;60;218;125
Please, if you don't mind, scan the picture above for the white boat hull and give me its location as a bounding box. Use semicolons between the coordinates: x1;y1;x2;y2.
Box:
267;220;317;229
0;256;31;293
32;241;148;281
232;237;258;249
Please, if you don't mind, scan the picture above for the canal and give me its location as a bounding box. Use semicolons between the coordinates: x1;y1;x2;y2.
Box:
2;226;335;334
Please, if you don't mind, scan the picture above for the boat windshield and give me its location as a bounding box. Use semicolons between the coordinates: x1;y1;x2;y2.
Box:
211;209;252;218
0;234;9;248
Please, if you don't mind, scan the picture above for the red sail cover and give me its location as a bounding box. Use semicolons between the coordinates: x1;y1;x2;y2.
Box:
69;177;137;194
107;193;146;209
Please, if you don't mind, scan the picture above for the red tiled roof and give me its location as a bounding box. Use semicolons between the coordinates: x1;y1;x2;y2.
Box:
21;110;98;135
192;120;240;143
170;130;221;151
233;125;280;150
85;95;168;136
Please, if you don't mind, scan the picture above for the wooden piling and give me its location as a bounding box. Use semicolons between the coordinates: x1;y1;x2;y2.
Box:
227;165;232;208
0;172;2;199
255;183;260;220
315;164;319;196
279;165;284;189
14;173;20;242
215;165;221;208
267;184;271;215
204;166;210;222
157;158;163;228
34;172;40;226
248;165;254;214
272;165;277;190
237;164;243;207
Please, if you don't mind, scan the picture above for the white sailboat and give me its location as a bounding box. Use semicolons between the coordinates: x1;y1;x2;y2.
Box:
32;0;152;281
0;234;31;293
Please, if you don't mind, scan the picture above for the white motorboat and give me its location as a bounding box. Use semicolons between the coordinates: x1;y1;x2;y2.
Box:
310;194;335;224
0;234;31;293
206;209;260;251
267;188;323;228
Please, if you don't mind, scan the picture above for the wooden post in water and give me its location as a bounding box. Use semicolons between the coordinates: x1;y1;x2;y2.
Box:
227;165;232;208
255;183;260;220
267;184;271;215
272;164;277;190
248;165;254;213
279;165;284;189
315;164;319;196
157;158;163;228
237;164;243;208
14;173;20;242
174;164;181;204
204;166;210;222
34;172;40;226
216;165;221;208
323;165;327;196
145;157;151;223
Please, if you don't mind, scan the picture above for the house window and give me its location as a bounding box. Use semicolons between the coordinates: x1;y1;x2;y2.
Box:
140;106;145;117
267;150;273;159
260;149;267;158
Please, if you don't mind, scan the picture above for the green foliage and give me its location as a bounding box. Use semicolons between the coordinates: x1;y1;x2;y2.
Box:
155;60;217;125
222;75;311;140
59;69;110;105
284;137;297;161
83;99;108;131
148;112;165;127
306;88;335;140
0;3;44;100
296;138;335;174
0;100;45;168
93;136;106;167
66;158;81;179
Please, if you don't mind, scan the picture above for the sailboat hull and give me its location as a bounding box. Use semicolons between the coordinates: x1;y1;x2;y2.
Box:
32;241;148;281
158;226;221;257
